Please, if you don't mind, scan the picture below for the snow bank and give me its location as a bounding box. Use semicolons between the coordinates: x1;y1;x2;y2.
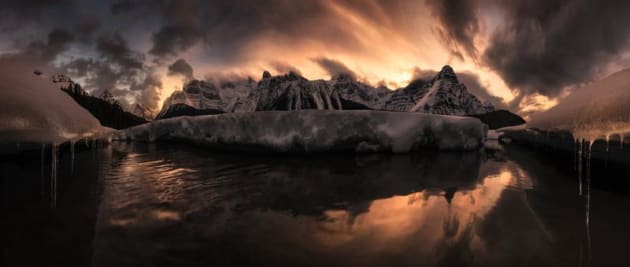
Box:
114;110;486;152
0;58;102;144
529;68;630;141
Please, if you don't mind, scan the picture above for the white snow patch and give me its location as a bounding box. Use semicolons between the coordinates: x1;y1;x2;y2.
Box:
0;59;103;143
410;81;441;112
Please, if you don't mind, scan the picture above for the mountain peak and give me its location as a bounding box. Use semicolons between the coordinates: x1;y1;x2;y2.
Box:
332;73;355;83
436;65;458;83
286;71;302;80
262;70;272;80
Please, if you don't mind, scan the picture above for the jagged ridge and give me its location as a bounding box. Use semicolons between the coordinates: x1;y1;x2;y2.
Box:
157;65;495;119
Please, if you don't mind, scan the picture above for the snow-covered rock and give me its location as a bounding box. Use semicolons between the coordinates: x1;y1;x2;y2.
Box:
384;66;494;115
331;73;392;109
159;79;256;114
114;110;486;152
253;71;344;111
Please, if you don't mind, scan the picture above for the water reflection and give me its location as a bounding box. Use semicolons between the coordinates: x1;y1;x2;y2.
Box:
4;142;630;267
88;143;551;267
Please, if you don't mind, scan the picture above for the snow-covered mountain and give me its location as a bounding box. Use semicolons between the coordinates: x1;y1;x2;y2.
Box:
253;71;344;111
159;79;256;114
157;65;495;119
383;66;494;115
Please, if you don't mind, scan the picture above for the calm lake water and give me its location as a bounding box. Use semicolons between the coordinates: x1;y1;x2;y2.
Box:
2;142;630;267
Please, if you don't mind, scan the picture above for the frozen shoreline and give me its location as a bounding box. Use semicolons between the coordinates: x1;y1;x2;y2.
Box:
113;110;486;153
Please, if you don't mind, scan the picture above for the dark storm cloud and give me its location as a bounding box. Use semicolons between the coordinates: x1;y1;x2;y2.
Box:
74;16;101;43
483;0;630;95
0;0;95;38
110;0;423;62
149;0;203;57
167;58;194;80
312;57;356;79
412;66;508;110
25;28;75;62
110;0;163;15
96;33;144;71
425;0;480;60
0;0;76;21
0;28;75;77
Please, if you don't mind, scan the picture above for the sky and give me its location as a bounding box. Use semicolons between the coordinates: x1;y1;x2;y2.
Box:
2;0;630;117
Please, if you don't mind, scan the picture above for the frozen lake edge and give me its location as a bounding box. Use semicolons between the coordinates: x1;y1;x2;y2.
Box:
113;110;487;153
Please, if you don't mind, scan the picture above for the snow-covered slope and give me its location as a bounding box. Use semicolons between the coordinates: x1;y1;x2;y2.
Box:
115;111;486;152
157;66;495;118
330;73;392;109
0;63;103;143
384;66;494;115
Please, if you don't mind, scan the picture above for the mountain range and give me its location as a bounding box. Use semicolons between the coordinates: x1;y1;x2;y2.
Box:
157;65;496;120
51;65;524;130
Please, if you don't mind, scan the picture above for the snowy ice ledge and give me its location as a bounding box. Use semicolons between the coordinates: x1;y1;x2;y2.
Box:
114;110;486;153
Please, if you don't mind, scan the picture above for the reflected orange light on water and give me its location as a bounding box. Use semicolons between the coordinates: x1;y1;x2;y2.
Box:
299;166;525;257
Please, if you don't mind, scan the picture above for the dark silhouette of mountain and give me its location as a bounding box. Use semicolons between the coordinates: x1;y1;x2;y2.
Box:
60;83;148;130
469;110;526;129
156;103;225;120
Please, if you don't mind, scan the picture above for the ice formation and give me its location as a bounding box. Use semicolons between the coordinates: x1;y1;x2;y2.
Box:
0;60;103;144
114;111;486;152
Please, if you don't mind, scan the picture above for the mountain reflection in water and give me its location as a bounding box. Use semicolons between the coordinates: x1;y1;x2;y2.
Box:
2;142;630;267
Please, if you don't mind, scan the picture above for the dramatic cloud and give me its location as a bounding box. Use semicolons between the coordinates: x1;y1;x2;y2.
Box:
312;57;356;79
0;0;77;26
167;58;194;80
425;0;480;60
5;0;630;116
25;28;75;62
132;71;163;111
483;0;630;95
149;0;203;57
96;33;144;71
60;32;164;111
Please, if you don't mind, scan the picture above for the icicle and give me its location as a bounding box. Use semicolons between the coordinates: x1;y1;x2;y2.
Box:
578;139;583;196
621;134;625;149
574;139;578;171
40;144;46;197
605;135;610;152
70;140;75;174
40;144;46;180
50;143;58;208
585;140;592;266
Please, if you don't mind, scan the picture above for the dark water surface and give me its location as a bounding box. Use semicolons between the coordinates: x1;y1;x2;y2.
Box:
2;142;630;267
